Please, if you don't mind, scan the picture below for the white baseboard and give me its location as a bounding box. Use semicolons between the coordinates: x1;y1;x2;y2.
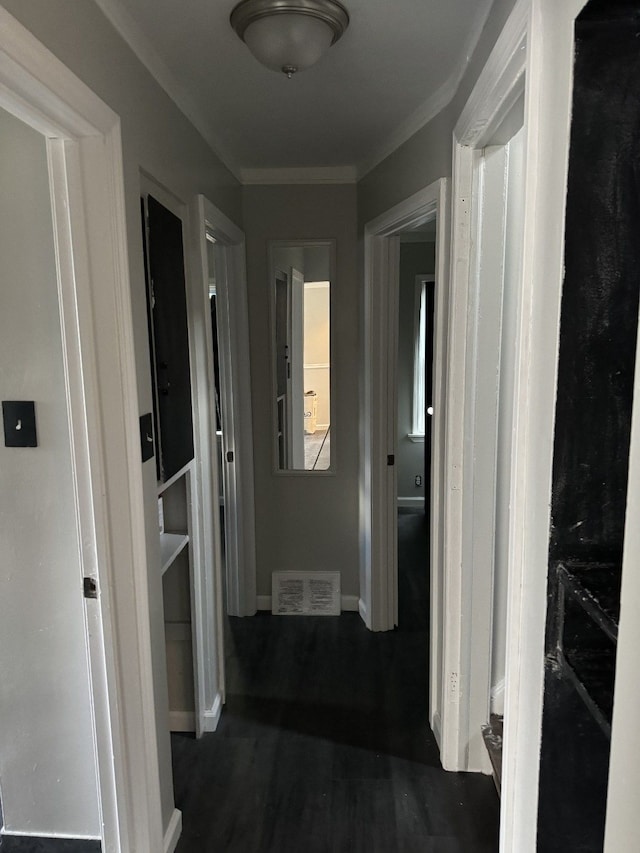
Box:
163;808;182;853
202;691;224;732
490;678;505;716
169;710;195;732
0;830;101;841
397;496;425;508
358;597;368;625
256;594;359;612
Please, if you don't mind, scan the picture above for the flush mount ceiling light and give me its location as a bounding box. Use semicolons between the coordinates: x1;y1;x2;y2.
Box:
230;0;349;78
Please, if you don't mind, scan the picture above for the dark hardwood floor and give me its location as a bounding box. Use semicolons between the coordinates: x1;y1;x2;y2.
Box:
172;509;499;852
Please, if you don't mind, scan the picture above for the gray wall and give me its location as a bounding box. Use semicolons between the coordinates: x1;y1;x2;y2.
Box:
0;108;100;837
243;184;360;596
397;242;435;501
0;0;242;836
357;0;520;225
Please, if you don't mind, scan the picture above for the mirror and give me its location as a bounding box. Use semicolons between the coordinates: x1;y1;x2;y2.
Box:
270;241;333;472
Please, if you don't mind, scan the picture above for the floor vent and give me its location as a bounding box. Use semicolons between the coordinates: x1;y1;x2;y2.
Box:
272;571;340;616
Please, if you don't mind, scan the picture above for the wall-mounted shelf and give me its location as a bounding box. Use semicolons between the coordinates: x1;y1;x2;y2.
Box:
160;532;189;576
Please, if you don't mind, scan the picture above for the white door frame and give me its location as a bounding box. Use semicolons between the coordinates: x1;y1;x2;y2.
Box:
500;0;587;849
193;196;257;618
0;8;165;852
360;178;450;746
142;176;222;742
441;0;529;778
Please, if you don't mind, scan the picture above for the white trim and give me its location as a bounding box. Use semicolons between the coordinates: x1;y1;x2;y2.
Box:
397;497;426;508
304;362;330;370
256;594;359;612
407;434;425;443
500;2;585;850
240;166;357;185
356;0;496;179
0;831;101;841
441;0;528;777
0;8;166;851
202;692;224;733
163;808;182;853
92;0;241;182
197;196;258;618
454;0;529;142
490;678;505;716
358;598;367;624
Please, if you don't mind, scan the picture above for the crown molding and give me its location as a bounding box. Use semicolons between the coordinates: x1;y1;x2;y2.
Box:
240;165;358;185
93;0;499;188
356;0;495;179
93;0;242;181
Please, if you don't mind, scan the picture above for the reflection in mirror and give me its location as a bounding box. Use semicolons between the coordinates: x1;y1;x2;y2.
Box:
271;242;332;472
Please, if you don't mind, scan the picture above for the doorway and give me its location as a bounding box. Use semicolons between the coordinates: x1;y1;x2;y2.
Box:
195;195;257;620
395;232;437;636
361;178;449;753
0;13;163;849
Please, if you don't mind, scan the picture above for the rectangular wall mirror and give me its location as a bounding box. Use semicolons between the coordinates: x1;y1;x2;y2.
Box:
270;241;333;472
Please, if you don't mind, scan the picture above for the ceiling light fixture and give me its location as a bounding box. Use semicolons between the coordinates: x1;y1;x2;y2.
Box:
230;0;349;78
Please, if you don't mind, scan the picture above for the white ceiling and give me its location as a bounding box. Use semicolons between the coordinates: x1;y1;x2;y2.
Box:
95;0;494;180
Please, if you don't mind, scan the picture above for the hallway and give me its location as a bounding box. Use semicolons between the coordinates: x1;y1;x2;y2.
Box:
171;510;499;852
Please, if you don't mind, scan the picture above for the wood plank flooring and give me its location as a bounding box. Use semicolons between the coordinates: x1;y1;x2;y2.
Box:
172;510;499;852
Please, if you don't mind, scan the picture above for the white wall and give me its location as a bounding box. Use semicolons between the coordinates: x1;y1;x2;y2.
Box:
0;107;100;837
0;0;242;836
243;184;359;596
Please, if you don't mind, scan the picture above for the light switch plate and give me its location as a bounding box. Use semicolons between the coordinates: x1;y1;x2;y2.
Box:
2;401;37;447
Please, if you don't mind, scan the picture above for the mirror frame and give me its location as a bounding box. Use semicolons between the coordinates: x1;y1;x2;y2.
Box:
268;239;336;476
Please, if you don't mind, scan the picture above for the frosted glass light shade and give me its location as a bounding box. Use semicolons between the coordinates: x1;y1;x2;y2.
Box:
243;14;334;73
230;1;349;77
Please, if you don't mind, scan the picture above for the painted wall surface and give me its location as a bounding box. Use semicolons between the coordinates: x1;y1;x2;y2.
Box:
357;0;520;225
0;108;100;837
243;184;359;596
397;242;435;502
0;0;242;834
